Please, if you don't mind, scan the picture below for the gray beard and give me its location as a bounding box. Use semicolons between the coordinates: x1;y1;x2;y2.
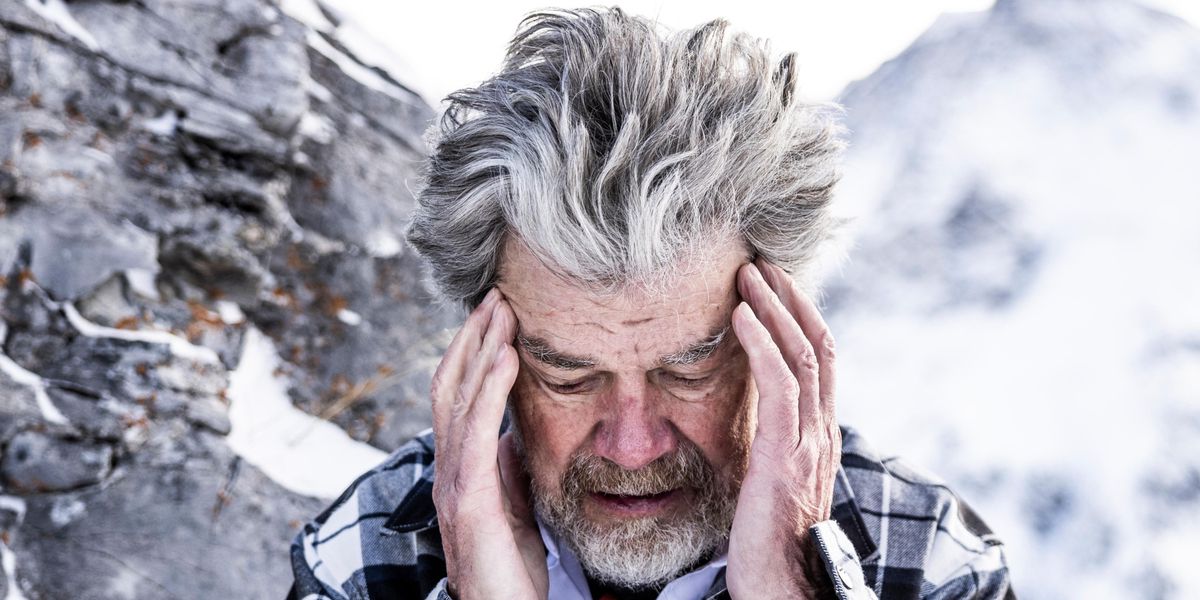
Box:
536;491;734;590
512;419;738;590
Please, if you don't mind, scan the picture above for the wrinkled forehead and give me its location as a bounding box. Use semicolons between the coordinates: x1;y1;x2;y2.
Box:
496;238;747;365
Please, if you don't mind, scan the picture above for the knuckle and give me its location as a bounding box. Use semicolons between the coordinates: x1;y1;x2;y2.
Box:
431;360;465;401
430;368;447;395
453;383;473;413
794;438;821;467
817;331;837;362
796;345;819;375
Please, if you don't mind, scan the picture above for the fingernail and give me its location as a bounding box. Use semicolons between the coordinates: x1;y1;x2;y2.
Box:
733;301;750;321
737;264;754;296
745;264;768;297
484;288;500;305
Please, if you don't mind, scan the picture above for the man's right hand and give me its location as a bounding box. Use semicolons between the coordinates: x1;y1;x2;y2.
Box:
430;288;548;599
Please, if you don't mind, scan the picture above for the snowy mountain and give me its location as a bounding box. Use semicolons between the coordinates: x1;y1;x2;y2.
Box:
824;0;1200;597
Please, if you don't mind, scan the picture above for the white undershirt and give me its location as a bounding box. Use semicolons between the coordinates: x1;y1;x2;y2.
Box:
537;517;728;600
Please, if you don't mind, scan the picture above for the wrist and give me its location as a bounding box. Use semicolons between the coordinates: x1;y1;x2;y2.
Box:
799;533;836;597
729;529;834;599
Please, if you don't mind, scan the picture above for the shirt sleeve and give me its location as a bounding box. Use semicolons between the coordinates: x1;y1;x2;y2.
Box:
920;535;1013;600
810;520;878;599
808;519;1015;600
286;524;351;600
423;578;454;600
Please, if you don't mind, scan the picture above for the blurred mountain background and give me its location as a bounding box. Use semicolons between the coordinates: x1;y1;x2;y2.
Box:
827;0;1200;597
0;0;1197;598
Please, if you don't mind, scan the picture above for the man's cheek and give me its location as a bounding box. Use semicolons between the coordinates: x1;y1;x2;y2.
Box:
511;374;580;485
717;370;756;483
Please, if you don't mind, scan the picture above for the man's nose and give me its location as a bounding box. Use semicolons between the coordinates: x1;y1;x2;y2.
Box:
592;379;675;471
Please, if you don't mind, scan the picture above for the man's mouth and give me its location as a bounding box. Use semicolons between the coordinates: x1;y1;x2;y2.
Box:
588;489;680;517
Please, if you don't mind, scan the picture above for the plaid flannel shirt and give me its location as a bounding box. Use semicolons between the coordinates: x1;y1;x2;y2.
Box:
287;425;1015;599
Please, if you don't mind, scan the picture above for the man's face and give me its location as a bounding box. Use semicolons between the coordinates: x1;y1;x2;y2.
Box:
498;238;757;589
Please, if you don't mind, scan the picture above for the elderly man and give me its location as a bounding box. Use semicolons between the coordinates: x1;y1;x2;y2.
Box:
288;8;1012;600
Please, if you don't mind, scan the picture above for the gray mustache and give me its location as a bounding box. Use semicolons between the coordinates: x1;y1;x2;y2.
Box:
561;441;715;499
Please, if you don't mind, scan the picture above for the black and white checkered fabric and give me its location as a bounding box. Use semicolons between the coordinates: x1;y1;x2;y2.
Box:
287;426;1015;599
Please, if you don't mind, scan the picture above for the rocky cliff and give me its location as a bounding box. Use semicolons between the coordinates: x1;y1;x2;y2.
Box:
0;0;456;596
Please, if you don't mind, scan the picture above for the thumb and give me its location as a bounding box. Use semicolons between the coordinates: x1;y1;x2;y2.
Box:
498;431;536;528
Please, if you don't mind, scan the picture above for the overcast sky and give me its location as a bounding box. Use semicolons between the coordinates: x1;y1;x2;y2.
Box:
329;0;1200;105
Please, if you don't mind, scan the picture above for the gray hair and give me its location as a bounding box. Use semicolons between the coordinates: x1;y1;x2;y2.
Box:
406;7;844;309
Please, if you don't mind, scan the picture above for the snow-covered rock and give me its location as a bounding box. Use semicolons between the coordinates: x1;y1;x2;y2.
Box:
0;0;456;595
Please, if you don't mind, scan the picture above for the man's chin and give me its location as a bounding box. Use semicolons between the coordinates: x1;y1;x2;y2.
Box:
561;506;725;591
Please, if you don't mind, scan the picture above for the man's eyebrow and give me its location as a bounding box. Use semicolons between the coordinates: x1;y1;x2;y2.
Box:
659;326;729;366
515;333;597;370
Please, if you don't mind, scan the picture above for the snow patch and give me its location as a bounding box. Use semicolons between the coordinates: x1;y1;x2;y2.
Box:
0;497;25;521
336;308;362;326
280;0;424;104
305;76;335;104
279;0;333;33
48;498;85;528
215;301;245;325
297;111;336;144
140;111;178;137
226;328;386;499
305;30;412;102
24;0;99;51
0;495;27;600
63;303;220;364
79;147;115;167
123;269;159;301
365;230;402;258
0;540;25;600
329;18;426;103
0;350;68;425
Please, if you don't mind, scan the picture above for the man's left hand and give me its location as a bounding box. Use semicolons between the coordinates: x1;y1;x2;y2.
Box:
726;258;842;599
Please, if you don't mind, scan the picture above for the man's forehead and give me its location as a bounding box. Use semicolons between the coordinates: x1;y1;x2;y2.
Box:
496;236;746;365
504;277;733;341
514;322;731;370
501;285;741;371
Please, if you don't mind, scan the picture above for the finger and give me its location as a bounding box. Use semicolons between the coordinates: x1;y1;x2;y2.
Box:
460;340;520;473
498;431;535;528
455;300;515;423
737;264;809;374
737;263;822;433
731;302;799;446
755;259;837;419
432;289;501;435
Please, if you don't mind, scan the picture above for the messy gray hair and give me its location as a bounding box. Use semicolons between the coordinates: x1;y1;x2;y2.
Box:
407;7;844;309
